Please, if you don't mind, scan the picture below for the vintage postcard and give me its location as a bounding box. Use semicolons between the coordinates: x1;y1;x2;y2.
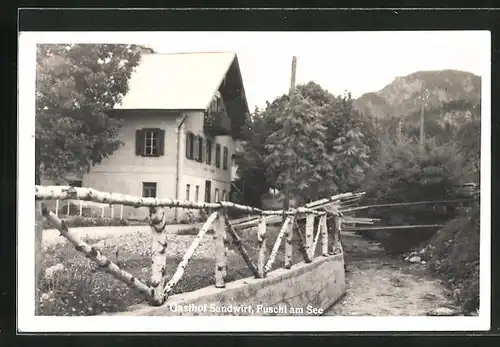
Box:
18;29;491;332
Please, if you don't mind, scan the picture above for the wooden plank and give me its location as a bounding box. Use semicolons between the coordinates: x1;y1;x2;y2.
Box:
343;224;445;231
339;199;474;213
321;215;328;256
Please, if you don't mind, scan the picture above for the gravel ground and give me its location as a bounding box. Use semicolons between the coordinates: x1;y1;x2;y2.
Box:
324;233;459;316
41;224;201;248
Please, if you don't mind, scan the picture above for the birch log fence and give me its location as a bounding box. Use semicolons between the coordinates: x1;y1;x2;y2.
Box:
35;185;365;307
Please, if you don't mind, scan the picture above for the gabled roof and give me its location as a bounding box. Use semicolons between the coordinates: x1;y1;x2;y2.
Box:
115;52;247;111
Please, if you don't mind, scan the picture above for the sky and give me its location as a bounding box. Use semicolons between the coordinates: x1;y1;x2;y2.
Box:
142;31;490;111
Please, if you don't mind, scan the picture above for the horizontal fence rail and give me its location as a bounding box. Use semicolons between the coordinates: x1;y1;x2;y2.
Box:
35;185;368;307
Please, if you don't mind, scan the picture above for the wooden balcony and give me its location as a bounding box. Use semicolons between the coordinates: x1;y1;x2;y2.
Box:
204;110;232;136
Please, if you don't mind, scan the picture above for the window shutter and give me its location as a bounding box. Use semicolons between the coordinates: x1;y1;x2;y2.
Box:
136;129;144;156
200;138;205;162
157;129;165;156
193;135;199;160
185;133;191;159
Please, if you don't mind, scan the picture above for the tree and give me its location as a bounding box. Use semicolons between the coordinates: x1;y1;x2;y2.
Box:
235;81;377;206
35;44;144;184
232;107;277;208
264;92;332;204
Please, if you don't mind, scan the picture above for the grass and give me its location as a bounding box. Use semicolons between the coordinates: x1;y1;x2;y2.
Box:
37;224;312;316
425;203;480;313
42;216;145;229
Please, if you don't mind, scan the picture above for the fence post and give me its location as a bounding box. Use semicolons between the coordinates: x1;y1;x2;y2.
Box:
66;201;70;217
120;205;124;220
149;207;169;305
214;212;227;288
257;215;267;278
333;213;342;254
284;215;294;269
55;199;59;217
101;206;105;219
305;213;315;259
35;202;43;315
321;215;328;256
327;215;335;254
79;200;83;217
111;205;115;219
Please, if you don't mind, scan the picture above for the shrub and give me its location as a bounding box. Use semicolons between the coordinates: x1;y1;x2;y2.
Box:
43;216;131;229
359;138;467;254
426;202;479;312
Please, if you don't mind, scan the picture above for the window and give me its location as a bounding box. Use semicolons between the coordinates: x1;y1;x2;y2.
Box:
185;184;190;201
136;128;165;157
186;132;194;159
69;180;82;187
205;180;211;203
197;136;204;162
210;95;220;112
193;135;199;160
223;147;228;170
142;182;157;198
206;139;212;165
215;144;221;168
195;185;200;202
222;190;227;201
214;188;220;202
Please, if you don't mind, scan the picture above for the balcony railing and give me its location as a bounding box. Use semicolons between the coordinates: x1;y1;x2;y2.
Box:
204;110;232;136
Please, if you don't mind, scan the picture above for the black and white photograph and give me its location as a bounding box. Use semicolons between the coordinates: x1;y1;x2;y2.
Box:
18;29;490;332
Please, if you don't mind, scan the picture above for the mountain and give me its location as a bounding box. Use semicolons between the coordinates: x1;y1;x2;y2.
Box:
353;70;481;123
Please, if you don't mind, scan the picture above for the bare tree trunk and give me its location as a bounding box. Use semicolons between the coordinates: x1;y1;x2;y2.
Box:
257;216;267;278
34;201;43;315
35;162;42;315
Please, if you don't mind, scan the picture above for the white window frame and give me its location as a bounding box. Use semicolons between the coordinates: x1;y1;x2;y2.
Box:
144;130;158;156
142;182;157;198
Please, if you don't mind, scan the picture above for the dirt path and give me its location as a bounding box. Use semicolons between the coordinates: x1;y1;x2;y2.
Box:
324;232;458;316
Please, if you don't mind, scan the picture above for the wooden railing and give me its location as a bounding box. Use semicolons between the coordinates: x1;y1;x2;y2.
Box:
35;185;366;306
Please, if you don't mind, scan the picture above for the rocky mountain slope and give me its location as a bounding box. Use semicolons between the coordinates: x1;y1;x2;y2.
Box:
353;70;481;124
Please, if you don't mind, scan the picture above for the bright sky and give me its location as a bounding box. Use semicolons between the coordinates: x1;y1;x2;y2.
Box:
144;31;490;111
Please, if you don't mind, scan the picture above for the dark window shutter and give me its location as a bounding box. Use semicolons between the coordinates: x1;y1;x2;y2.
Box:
206;140;212;164
198;136;202;161
186;133;191;159
193;135;199;160
136;129;144;156
200;138;205;162
157;129;165;156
